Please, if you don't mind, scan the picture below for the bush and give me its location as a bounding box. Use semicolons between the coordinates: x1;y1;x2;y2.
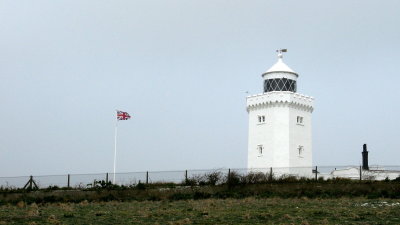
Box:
205;171;222;186
241;172;267;184
226;171;242;187
326;177;353;183
136;183;146;190
276;175;299;183
183;177;198;186
183;171;223;186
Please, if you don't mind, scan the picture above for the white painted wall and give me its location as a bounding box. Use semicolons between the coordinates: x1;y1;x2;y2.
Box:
262;71;298;81
323;167;400;180
289;103;313;168
247;91;314;172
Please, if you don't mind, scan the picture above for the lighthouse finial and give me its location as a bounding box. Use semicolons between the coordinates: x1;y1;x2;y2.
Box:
276;49;287;59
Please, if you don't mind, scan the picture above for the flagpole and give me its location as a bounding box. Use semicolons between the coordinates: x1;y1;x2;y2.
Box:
113;111;118;184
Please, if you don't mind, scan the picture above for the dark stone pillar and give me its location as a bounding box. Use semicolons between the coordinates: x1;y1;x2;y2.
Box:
362;144;369;170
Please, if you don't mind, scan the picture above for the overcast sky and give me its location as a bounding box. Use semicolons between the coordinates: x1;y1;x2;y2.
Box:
1;0;400;177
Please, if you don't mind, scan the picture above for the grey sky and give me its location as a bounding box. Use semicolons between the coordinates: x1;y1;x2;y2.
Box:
1;1;399;176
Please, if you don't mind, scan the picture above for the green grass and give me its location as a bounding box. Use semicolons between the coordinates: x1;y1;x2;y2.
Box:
1;198;400;224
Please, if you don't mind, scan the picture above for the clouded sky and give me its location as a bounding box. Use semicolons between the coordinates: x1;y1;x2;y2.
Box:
1;0;400;176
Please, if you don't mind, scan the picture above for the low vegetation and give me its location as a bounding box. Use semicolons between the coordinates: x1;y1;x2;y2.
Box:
1;172;400;224
1;172;400;204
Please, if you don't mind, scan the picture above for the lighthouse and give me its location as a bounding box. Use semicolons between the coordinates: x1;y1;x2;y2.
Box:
246;50;314;175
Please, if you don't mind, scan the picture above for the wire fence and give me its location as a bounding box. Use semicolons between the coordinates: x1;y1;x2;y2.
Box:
1;165;400;189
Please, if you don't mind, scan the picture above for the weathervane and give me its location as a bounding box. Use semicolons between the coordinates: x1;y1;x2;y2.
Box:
276;49;287;59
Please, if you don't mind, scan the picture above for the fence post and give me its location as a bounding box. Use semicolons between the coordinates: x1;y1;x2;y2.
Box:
106;173;109;183
269;167;273;181
359;165;362;181
24;175;38;190
67;174;70;188
315;166;318;181
146;171;149;184
228;168;231;184
185;170;188;184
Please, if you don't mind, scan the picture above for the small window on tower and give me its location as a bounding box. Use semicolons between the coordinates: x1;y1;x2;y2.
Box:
258;115;266;124
257;145;263;155
298;145;304;158
296;116;304;125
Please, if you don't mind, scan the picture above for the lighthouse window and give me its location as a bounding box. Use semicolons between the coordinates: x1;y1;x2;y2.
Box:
257;145;263;155
298;145;304;157
296;116;304;125
277;79;285;90
264;78;297;93
258;115;265;124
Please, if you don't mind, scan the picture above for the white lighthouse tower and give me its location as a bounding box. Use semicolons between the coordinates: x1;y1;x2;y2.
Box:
246;50;314;176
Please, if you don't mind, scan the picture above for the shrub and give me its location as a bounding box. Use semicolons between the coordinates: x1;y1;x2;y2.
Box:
277;175;299;183
183;177;198;186
190;174;205;186
136;183;146;190
241;172;267;184
326;177;353;183
204;171;222;186
183;171;223;186
225;171;242;187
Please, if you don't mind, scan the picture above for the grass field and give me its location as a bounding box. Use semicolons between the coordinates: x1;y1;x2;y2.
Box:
1;197;400;224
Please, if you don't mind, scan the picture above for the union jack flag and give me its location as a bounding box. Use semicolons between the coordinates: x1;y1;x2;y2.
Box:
117;110;131;120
